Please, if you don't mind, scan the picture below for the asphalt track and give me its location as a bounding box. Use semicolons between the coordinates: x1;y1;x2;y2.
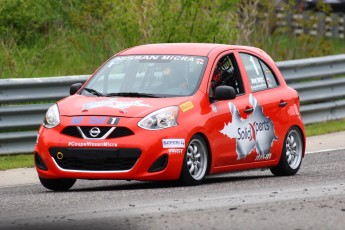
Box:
1;148;345;230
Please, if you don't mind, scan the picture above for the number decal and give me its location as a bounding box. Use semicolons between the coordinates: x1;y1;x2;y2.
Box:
249;56;260;75
107;117;119;125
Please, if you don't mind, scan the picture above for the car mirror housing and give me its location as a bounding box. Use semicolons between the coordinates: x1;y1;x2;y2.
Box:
214;86;236;101
70;83;83;95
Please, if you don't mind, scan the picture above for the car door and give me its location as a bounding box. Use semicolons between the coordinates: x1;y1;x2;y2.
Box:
237;51;292;163
205;52;256;170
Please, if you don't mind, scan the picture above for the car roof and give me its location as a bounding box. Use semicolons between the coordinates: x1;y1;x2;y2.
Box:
118;43;264;57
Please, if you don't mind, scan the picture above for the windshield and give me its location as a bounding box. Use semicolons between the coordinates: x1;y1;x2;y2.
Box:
82;55;208;97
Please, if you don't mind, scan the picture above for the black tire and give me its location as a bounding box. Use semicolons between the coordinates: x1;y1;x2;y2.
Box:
270;127;304;176
179;134;209;185
39;177;76;191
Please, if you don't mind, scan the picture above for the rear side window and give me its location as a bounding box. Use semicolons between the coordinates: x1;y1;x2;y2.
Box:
239;53;279;92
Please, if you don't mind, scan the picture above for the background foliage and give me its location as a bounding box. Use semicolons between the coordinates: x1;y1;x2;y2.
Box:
0;0;344;78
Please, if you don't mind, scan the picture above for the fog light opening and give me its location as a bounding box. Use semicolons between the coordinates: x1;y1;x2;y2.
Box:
35;152;48;171
148;154;168;173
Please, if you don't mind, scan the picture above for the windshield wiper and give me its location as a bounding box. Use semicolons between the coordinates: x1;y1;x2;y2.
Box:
83;88;104;97
105;92;159;98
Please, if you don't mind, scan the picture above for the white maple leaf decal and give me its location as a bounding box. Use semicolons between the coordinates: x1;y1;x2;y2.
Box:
82;99;151;111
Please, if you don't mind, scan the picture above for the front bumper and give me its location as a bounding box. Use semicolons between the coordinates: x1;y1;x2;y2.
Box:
34;118;188;181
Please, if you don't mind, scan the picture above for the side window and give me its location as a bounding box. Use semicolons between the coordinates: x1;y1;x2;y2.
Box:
239;53;279;92
239;53;267;91
210;54;244;96
260;60;278;88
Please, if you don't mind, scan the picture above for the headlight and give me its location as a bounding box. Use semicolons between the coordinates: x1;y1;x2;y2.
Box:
43;104;60;128
138;106;178;130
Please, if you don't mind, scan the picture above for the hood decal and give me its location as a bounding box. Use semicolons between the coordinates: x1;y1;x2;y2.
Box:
220;94;277;160
82;99;151;111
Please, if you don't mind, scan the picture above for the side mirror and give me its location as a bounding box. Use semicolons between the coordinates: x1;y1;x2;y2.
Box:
214;86;236;101
70;83;83;95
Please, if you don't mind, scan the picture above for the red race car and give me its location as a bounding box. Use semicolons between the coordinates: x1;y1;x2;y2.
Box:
35;43;306;191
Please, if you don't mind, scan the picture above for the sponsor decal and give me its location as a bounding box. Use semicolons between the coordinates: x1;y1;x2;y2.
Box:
90;116;107;125
168;149;184;154
71;116;83;125
109;55;198;64
220;94;277;160
250;77;265;85
70;116;120;125
108;56;160;66
114;55;160;61
161;56;195;61
255;153;272;161
250;77;267;91
196;59;204;65
162;139;185;148
68;142;118;147
82;99;151;111
180;101;194;112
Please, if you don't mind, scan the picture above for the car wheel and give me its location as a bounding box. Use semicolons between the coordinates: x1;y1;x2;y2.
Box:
179;134;209;185
270;127;303;176
39;177;76;191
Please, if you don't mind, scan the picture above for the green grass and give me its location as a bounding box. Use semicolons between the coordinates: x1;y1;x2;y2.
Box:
305;119;345;137
0;154;34;170
1;119;345;170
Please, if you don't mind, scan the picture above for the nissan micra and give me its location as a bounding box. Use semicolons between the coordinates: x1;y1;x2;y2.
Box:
34;43;306;191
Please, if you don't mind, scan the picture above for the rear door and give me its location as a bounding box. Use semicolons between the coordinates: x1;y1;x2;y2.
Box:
237;51;291;163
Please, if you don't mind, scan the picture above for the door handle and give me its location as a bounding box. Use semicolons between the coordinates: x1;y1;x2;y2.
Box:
244;108;254;114
279;101;287;107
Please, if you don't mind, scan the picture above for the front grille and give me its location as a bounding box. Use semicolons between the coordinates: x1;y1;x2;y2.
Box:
49;147;141;171
107;127;135;138
79;126;111;138
61;126;134;139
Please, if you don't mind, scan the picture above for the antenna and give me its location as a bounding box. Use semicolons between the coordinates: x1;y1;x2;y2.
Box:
213;36;216;44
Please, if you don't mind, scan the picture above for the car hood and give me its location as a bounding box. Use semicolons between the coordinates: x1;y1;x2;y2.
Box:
58;95;190;118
